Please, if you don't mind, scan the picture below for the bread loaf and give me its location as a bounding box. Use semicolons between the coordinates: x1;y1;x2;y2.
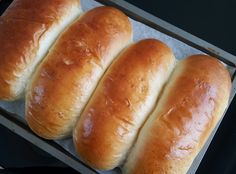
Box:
26;6;132;139
0;0;81;100
123;55;231;174
73;39;175;170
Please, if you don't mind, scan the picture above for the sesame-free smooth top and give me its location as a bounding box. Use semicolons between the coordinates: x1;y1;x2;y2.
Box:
123;55;231;174
73;39;175;170
0;0;81;100
26;6;132;139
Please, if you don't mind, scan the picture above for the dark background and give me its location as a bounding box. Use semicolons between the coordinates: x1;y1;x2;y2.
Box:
126;0;236;56
0;0;236;173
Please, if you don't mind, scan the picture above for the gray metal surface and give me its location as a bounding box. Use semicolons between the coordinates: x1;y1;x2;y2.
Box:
0;0;236;174
0;108;98;174
97;0;236;67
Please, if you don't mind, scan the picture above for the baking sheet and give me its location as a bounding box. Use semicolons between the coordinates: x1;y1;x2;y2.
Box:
0;0;233;173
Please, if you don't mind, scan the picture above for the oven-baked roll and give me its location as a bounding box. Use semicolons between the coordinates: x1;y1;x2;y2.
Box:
123;55;231;174
0;0;81;100
73;39;175;170
26;6;132;139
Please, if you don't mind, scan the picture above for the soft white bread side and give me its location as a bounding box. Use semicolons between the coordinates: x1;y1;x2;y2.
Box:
123;55;231;174
73;39;175;170
0;0;82;100
26;6;132;139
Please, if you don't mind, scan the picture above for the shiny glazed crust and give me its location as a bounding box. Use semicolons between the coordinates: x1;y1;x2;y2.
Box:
73;39;175;170
123;55;231;174
26;6;132;139
0;0;81;100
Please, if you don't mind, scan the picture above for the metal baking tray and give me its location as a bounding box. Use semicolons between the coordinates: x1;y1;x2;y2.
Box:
0;0;236;174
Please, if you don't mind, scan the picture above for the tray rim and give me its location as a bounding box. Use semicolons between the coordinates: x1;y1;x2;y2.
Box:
98;0;236;67
0;0;236;174
0;107;98;174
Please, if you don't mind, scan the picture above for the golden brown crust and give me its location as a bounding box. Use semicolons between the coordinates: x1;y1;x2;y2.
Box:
73;39;175;170
26;7;132;139
123;55;231;174
0;0;81;100
2;0;80;24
